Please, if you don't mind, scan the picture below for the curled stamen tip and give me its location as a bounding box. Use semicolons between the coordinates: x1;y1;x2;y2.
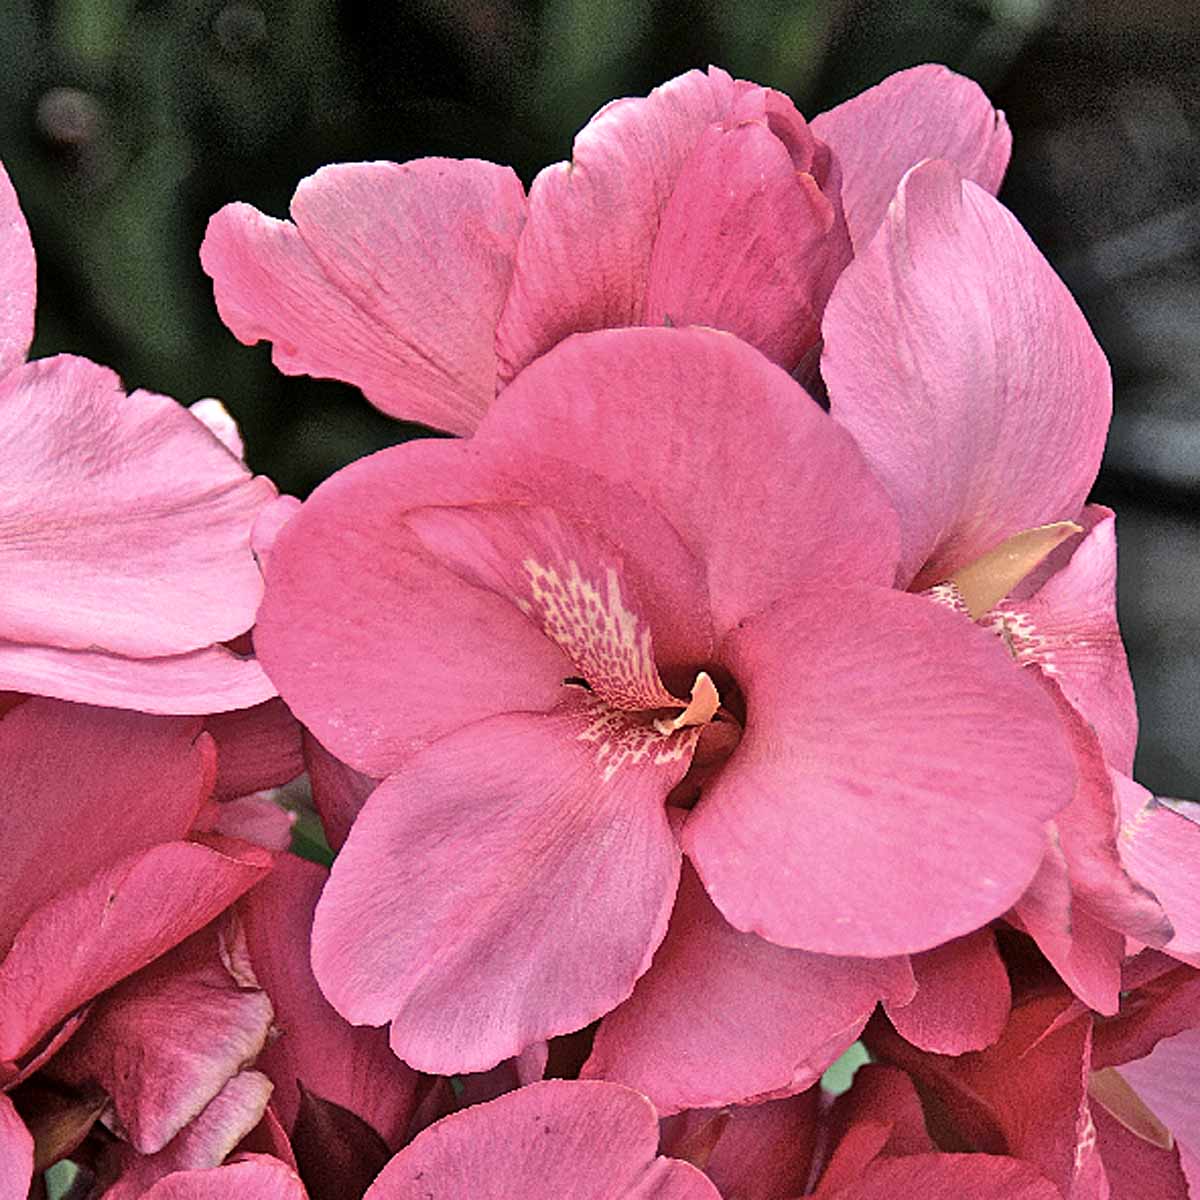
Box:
949;521;1082;619
654;670;721;735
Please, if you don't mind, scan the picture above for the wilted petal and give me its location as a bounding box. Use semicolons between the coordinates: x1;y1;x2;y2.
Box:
0;838;272;1062
139;1156;309;1200
685;586;1072;957
239;854;419;1148
362;1080;721;1199
819;1153;1059;1200
479;326;901;638
0;1092;33;1200
811;64;1011;251
823;159;1110;588
0;638;277;714
0;355;274;656
584;865;912;1113
883;929;1010;1054
202;160;526;433
49;916;274;1154
312;703;688;1074
0;161;35;376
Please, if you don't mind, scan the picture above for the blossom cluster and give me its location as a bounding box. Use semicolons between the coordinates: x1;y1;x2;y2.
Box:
2;63;1197;1200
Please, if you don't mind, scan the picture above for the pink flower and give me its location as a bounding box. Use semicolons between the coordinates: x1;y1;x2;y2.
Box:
0;161;276;715
201;64;1009;434
255;321;1074;1082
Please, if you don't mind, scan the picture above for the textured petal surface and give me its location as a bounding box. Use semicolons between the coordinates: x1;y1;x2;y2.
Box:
479;326;900;638
0;355;273;655
823;159;1111;588
811;64;1011;251
1117;1027;1200;1174
202;159;526;433
0;160;35;376
0;1093;33;1200
0;698;211;954
312;703;689;1073
240;854;419;1147
495;67;740;382
987;513;1137;773
0;838;272;1061
363;1080;721;1199
0;638;277;714
206;699;304;801
139;1157;309;1200
584;865;912;1113
255;439;570;777
1093;1102;1191;1200
820;1153;1060;1200
49;916;273;1154
883;929;1011;1054
684;586;1073;956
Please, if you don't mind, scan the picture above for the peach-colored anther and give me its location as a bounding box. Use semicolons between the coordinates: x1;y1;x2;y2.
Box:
653;671;721;735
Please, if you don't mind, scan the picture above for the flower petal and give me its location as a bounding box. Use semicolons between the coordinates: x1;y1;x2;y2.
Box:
201;159;526;434
811;64;1011;252
311;703;689;1073
1092;1101;1191;1200
303;732;377;853
685;585;1073;956
0;1093;33;1200
823;158;1110;588
479;326;901;637
820;1153;1060;1200
0;355;273;656
1117;1028;1200;1178
205;699;304;801
583;864;912;1113
139;1156;309;1200
239;854;419;1148
0;161;35;376
362;1080;721;1199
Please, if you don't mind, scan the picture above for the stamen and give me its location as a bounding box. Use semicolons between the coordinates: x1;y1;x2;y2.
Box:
949;521;1081;619
653;671;721;735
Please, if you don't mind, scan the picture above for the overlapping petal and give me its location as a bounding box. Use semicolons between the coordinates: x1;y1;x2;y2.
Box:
0;161;35;376
201;159;527;433
823;158;1111;588
140;1156;309;1200
684;585;1073;956
0;1092;33;1200
819;1153;1060;1200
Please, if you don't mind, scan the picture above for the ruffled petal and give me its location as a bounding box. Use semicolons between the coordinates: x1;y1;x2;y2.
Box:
0;161;35;376
362;1080;721;1199
311;702;688;1074
583;865;911;1113
685;586;1073;956
811;64;1011;251
0;355;274;656
823;158;1110;588
202;159;526;434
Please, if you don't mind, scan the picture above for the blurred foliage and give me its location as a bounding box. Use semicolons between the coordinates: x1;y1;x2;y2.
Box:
0;0;1051;496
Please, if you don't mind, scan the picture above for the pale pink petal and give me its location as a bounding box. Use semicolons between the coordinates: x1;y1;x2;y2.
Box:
362;1080;720;1199
0;837;273;1062
139;1156;309;1200
0;355;274;655
583;865;912;1113
478;326;901;638
823;158;1111;588
251;494;302;571
0;638;278;714
1117;1027;1200;1170
303;733;377;852
98;1070;274;1200
495;67;740;382
643;112;848;373
0;1092;33;1200
684;586;1072;957
255;439;571;776
1117;777;1200;963
884;929;1010;1054
0;162;35;377
239;854;419;1148
206;699;304;801
1093;1102;1191;1200
312;702;689;1074
670;1093;818;1200
0;698;212;954
811;64;1011;252
188;398;245;459
202;159;525;434
819;1153;1059;1200
988;512;1137;773
193;793;296;851
48;915;274;1154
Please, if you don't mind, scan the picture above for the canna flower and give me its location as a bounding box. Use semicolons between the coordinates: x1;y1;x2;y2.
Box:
0;162;275;715
201;64;1009;434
